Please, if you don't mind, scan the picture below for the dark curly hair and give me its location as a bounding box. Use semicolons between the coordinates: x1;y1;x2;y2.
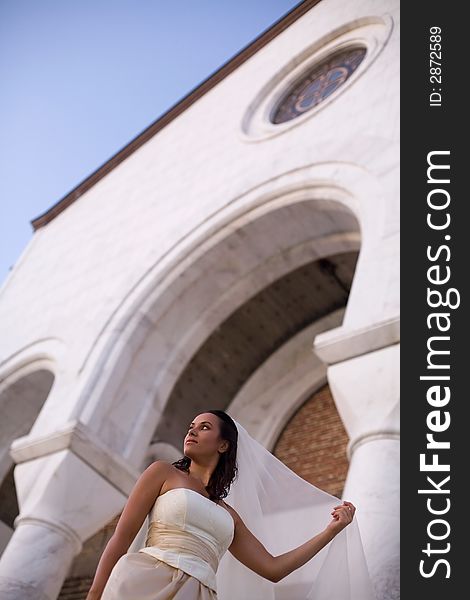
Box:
172;410;238;503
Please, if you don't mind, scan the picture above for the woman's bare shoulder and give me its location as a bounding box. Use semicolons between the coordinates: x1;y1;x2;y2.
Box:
145;460;178;486
147;459;174;473
220;499;241;524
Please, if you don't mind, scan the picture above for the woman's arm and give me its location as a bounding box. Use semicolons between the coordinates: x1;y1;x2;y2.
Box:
271;501;355;582
86;461;171;600
225;500;356;584
86;535;132;600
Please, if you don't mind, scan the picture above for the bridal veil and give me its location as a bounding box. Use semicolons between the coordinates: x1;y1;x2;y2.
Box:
216;419;376;600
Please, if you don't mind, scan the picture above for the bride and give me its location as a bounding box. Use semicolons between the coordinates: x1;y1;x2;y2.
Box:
87;410;375;599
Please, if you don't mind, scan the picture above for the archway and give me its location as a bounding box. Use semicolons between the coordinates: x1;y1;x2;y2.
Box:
0;368;55;556
78;190;361;469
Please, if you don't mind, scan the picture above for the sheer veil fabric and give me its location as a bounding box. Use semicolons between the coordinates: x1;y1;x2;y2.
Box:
216;419;376;600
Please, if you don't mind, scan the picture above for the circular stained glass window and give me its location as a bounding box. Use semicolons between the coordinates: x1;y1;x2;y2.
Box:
271;46;367;124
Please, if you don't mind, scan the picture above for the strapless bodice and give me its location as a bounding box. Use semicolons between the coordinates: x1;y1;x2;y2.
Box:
137;487;235;592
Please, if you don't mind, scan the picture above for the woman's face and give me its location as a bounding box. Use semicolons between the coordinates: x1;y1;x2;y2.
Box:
184;412;227;457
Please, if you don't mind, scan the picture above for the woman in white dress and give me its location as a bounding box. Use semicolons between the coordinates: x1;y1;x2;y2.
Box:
86;410;366;600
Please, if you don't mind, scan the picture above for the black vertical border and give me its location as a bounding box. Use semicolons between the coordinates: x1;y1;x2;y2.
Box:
401;2;465;598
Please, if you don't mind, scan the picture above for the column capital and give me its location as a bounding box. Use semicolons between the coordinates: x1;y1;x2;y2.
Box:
12;515;83;555
347;430;400;460
325;343;400;450
10;419;139;497
313;316;400;365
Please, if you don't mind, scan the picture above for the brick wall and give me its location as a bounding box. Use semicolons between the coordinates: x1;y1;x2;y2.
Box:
273;383;349;498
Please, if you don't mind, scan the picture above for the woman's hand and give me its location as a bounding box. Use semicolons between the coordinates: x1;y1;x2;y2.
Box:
325;500;356;537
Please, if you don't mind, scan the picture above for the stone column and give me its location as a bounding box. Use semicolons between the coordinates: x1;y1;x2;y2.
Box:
0;421;138;600
0;519;80;600
314;328;399;600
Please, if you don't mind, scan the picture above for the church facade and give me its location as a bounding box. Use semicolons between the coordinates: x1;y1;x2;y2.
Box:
0;0;399;598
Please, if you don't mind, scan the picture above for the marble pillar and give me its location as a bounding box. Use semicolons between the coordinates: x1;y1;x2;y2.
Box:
0;423;137;599
314;335;400;600
0;519;80;600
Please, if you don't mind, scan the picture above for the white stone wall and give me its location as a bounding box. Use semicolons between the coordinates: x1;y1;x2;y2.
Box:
0;0;399;391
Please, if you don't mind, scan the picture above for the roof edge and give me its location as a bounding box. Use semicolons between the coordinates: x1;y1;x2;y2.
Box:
31;0;322;230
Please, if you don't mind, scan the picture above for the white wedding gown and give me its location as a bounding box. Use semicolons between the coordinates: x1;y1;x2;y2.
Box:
101;487;234;599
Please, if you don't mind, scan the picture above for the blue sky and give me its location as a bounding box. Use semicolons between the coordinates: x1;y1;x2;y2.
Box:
0;0;301;286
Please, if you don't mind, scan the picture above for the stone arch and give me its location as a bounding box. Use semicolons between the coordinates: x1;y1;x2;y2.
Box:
75;163;382;468
0;365;55;556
